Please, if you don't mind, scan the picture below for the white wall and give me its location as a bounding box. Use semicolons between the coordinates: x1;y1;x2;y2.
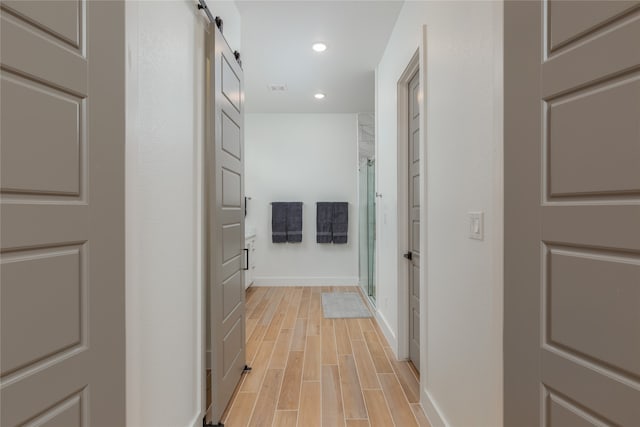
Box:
209;0;241;52
245;114;359;286
375;2;503;427
125;1;240;426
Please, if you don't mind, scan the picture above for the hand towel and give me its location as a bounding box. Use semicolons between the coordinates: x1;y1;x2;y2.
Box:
287;202;303;243
332;202;348;244
316;202;333;243
271;202;288;243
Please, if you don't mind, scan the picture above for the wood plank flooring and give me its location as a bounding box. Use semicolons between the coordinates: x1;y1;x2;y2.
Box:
221;286;431;427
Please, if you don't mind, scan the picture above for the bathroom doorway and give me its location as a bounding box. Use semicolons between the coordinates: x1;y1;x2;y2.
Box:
358;113;376;303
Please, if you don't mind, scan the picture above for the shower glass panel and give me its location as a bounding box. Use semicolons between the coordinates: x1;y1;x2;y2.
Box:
358;160;369;294
366;160;376;301
358;158;376;302
358;113;376;303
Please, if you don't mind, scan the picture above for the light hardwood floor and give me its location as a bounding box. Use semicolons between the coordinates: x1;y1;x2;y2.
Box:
220;286;431;427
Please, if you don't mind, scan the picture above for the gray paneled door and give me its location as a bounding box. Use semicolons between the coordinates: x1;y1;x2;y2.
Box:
205;23;246;425
1;1;125;426
505;1;640;425
407;71;421;370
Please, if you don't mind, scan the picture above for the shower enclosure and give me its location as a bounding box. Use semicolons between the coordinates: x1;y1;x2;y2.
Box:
358;159;376;301
358;113;376;302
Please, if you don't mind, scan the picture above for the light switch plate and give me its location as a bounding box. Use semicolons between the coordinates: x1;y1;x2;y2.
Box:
468;211;484;240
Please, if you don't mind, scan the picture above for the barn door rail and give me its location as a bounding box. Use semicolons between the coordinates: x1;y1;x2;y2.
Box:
197;0;242;66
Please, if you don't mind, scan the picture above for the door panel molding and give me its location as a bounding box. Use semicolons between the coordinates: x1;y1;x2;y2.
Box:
205;22;246;425
547;1;640;54
0;1;125;426
505;1;640;425
1;0;84;50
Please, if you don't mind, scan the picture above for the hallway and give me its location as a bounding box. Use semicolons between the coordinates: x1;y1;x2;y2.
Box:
219;287;429;427
5;0;637;425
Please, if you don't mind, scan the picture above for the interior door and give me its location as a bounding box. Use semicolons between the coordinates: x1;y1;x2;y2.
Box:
0;1;125;426
407;71;421;370
505;1;640;425
205;22;246;425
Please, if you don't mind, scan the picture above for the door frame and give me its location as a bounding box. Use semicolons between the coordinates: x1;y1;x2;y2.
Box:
396;26;428;380
199;21;212;426
396;48;420;362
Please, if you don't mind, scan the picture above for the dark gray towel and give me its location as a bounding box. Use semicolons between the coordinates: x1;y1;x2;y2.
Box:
332;202;348;244
271;202;288;243
287;202;303;243
316;202;333;243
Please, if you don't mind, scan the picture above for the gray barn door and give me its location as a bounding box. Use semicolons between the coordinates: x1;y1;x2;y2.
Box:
505;1;640;425
205;22;246;425
407;71;421;370
1;1;125;426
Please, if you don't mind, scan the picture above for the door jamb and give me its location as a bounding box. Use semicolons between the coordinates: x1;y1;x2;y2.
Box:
201;21;213;425
396;48;420;362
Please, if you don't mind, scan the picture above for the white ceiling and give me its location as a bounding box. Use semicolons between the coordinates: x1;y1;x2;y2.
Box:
236;1;404;113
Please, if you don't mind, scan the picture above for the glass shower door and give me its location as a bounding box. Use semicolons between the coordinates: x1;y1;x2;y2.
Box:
366;159;376;301
358;159;376;303
358;160;369;293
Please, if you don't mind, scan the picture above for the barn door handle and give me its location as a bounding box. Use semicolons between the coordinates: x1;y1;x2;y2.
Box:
403;251;413;261
243;248;249;271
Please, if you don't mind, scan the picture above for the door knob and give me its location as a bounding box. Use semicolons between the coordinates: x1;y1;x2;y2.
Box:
403;251;413;261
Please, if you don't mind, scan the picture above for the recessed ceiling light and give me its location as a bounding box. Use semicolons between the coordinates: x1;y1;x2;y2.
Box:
312;42;327;52
314;93;326;100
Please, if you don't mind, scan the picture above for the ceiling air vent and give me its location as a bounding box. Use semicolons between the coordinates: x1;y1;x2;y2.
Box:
268;84;287;92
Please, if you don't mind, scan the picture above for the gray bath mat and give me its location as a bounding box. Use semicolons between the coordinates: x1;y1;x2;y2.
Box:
321;292;372;318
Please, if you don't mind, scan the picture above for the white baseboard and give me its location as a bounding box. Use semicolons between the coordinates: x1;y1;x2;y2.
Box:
375;310;398;351
188;411;205;427
422;388;448;427
352;288;399;353
253;276;359;287
352;287;399;353
356;286;376;313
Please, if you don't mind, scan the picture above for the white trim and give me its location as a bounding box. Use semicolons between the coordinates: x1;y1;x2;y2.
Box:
397;27;432;419
197;19;208;427
396;49;420;362
491;2;505;424
355;287;399;354
124;3;141;426
417;25;430;417
356;114;363;290
189;410;205;427
253;276;359;287
356;283;376;312
373;69;380;319
376;310;398;353
422;387;449;427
